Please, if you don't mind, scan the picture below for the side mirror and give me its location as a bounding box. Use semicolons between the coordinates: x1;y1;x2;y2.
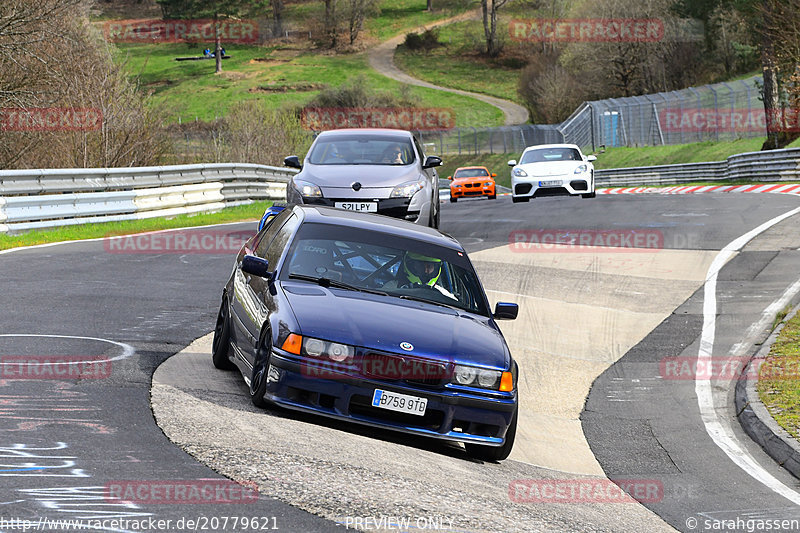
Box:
242;255;273;281
491;173;497;177
423;155;442;169
284;155;302;169
493;302;518;320
587;155;597;162
507;160;517;167
447;176;453;181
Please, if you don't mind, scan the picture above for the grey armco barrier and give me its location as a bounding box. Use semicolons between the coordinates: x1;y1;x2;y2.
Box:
595;147;800;188
0;163;297;233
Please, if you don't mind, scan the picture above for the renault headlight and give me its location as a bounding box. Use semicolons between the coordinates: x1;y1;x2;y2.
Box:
390;180;425;198
294;179;322;198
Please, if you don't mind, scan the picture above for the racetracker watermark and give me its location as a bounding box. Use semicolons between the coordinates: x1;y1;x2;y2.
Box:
0;108;102;132
103;19;259;44
509;18;664;42
340;516;455;531
509;229;664;252
104;480;259;505
301;354;452;381
660;356;800;381
660;108;800;133
509;479;663;503
300;107;456;131
104;230;254;254
0;356;111;380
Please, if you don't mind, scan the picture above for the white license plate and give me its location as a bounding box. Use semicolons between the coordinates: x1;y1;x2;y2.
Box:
335;202;378;212
371;389;427;416
539;180;561;187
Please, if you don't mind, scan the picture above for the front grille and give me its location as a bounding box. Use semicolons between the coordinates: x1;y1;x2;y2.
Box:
349;394;444;430
533;187;569;197
360;353;450;387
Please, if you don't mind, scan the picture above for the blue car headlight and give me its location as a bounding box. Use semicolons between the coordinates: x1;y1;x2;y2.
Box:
281;334;354;363
512;168;528;177
452;364;512;391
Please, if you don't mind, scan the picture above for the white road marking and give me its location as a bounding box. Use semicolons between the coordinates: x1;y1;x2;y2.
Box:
696;204;800;505
0;334;135;365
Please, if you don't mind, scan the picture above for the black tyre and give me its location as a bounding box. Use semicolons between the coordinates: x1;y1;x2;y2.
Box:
249;330;272;408
211;297;235;370
449;196;457;203
488;194;496;200
511;196;529;203
582;192;596;199
464;407;517;462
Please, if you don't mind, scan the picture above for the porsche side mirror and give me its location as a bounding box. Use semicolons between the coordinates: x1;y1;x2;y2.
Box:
507;160;517;167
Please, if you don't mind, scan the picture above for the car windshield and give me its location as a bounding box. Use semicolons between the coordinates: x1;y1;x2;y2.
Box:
307;135;416;166
280;223;489;316
520;147;582;164
454;168;489;178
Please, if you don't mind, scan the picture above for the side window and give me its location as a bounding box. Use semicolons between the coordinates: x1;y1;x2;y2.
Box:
264;214;301;269
254;209;292;257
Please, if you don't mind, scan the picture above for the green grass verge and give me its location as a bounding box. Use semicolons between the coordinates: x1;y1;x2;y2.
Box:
0;201;272;251
118;43;503;126
757;306;800;440
366;0;475;41
591;138;800;169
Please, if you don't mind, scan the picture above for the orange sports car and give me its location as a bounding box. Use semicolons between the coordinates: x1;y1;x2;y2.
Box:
448;166;497;202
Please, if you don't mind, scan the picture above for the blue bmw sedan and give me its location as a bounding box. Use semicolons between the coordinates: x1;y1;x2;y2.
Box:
212;205;519;461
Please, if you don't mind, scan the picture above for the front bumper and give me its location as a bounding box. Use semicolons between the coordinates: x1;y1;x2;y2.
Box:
450;184;496;199
512;175;591;198
263;349;517;446
300;196;425;223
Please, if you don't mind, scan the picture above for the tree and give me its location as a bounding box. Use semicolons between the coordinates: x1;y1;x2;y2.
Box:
271;0;284;38
344;0;378;45
156;0;253;73
481;0;509;58
324;0;338;48
758;0;800;148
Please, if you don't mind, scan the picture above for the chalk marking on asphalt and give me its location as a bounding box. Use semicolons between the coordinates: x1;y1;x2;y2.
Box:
0;334;135;365
697;205;800;505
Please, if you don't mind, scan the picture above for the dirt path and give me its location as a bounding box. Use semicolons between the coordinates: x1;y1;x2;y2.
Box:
368;11;530;126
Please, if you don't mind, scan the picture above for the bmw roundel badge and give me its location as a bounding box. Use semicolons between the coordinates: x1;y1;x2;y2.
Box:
400;342;413;351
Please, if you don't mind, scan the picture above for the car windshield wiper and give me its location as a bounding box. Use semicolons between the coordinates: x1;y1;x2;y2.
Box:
287;273;389;296
397;293;461;312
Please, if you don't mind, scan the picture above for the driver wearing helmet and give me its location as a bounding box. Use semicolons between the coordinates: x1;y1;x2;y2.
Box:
383;252;456;300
